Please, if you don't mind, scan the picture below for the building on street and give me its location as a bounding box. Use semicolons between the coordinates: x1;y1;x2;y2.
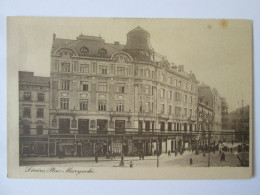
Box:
19;71;50;157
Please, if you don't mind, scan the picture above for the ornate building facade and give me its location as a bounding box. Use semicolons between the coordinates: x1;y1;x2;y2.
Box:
48;27;199;157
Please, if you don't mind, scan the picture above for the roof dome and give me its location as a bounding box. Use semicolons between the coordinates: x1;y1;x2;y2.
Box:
123;26;153;61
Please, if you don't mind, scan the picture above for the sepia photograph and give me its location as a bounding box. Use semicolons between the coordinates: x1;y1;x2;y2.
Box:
7;17;253;179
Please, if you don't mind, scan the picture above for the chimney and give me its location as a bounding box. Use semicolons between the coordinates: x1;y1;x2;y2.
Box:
53;33;56;41
114;41;120;45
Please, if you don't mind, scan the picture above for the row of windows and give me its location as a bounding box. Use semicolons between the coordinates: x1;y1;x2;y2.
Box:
139;121;196;131
161;73;196;92
60;80;125;93
139;69;155;79
59;62;132;76
23;107;44;118
60;98;125;112
23;92;45;102
57;63;197;93
161;90;193;103
159;105;193;117
22;125;44;135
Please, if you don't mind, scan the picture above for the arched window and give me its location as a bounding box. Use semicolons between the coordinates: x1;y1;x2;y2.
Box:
98;48;107;57
80;47;89;55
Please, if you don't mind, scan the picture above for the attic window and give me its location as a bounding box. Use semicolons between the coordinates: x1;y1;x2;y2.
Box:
80;47;89;55
98;48;107;57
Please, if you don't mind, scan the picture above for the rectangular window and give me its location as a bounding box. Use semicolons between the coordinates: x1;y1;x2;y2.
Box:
38;93;44;101
168;91;172;99
175;79;178;86
24;125;30;135
80;64;89;73
73;62;77;72
161;104;165;114
145;85;150;95
80;81;89;91
98;82;107;92
98;100;107;111
116;83;125;93
191;85;194;91
168;105;172;114
61;80;70;90
160;122;165;131
178;80;182;87
92;62;96;73
24;92;31;101
140;69;144;77
80;99;88;110
37;125;43;135
139;101;143;112
61;62;70;72
190;96;193;104
168;122;172;131
151;71;155;79
145;121;150;131
37;108;44;118
116;100;124;111
190;109;192;117
175;92;182;101
60;98;69;109
160;88;165;98
184;108;187;117
117;67;125;76
99;65;108;75
146;70;150;78
184;95;187;103
175;106;182;116
23;107;31;118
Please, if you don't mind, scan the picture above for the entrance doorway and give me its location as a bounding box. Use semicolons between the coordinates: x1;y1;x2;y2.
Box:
59;118;70;134
78;119;89;134
115;120;125;134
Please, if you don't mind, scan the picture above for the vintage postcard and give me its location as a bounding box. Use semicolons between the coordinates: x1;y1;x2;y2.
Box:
7;17;253;179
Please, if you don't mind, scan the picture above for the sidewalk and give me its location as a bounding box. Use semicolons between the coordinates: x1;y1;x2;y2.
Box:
20;151;192;166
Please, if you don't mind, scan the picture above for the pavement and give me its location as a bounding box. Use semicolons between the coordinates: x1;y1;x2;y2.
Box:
20;149;242;167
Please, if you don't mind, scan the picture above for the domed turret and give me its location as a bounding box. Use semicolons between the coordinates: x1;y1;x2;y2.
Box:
123;26;154;62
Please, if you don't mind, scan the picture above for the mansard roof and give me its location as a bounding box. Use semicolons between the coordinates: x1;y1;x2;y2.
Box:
52;35;124;58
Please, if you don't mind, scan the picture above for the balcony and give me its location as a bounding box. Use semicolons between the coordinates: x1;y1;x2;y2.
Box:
158;113;170;121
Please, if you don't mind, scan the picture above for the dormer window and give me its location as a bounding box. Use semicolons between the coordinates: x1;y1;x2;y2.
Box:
80;47;89;56
98;48;107;57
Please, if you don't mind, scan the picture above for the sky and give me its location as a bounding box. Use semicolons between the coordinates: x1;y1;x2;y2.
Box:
7;17;253;112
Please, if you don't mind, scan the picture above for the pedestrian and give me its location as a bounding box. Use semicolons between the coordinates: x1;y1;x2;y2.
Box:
190;157;193;166
95;154;98;163
168;150;171;157
130;161;133;168
119;155;124;166
231;147;233;153
203;152;205;157
175;151;177;157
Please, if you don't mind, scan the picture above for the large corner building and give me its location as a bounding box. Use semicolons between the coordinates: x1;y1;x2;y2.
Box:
48;27;199;156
